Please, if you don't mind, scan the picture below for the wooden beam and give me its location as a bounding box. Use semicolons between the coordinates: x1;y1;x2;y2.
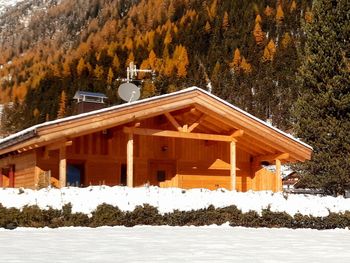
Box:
231;129;244;138
230;141;236;191
254;153;290;163
46;140;72;151
275;159;282;192
123;127;235;142
187;114;206;133
127;133;133;187
59;146;67;188
164;112;182;131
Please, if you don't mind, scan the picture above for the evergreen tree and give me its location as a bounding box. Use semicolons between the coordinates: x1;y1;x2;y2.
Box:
293;0;350;195
0;100;25;136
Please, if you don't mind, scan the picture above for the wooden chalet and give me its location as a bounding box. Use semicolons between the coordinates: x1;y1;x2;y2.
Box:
0;87;312;192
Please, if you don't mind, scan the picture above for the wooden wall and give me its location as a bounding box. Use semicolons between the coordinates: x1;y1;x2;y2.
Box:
0;151;38;189
1;115;282;191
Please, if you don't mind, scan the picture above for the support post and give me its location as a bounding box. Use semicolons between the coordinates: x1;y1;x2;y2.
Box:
230;140;236;191
9;165;15;188
275;159;282;192
59;146;67;188
127;133;134;187
0;168;3;187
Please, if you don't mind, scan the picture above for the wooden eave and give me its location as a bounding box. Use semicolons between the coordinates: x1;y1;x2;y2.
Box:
0;87;312;161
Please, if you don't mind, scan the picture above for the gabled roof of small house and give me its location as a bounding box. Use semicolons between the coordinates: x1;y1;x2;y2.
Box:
73;91;108;100
0;87;312;161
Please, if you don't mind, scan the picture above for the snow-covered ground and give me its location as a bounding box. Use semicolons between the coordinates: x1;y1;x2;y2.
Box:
0;225;350;262
1;186;350;217
0;0;24;15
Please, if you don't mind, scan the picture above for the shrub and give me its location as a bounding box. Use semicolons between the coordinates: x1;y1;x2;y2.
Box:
18;205;44;227
1;202;350;229
124;204;164;227
261;208;293;228
90;203;124;227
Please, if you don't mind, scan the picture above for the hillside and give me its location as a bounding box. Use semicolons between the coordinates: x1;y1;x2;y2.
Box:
0;0;24;15
0;0;313;135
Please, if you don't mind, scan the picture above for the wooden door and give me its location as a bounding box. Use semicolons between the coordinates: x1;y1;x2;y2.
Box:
149;160;176;186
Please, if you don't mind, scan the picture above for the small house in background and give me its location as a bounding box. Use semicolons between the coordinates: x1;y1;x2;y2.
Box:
0;87;312;192
282;171;300;190
73;91;107;114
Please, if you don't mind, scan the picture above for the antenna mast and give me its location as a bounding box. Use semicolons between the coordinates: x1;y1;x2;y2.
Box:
126;62;155;83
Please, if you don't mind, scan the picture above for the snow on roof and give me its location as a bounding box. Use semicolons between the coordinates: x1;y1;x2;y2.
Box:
0;86;312;150
73;91;107;99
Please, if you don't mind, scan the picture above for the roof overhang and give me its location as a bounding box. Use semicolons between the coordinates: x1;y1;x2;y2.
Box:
0;87;312;161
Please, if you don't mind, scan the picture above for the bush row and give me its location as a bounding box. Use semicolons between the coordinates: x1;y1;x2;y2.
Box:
1;203;350;230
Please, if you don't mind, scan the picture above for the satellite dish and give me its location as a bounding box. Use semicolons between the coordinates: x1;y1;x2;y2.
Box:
118;83;140;102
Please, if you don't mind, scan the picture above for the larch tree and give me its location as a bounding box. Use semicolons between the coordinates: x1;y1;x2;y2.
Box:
112;55;120;71
253;22;265;45
290;0;297;12
222;11;229;30
293;0;350;195
174;45;189;78
107;67;114;85
94;65;104;80
264;5;274;17
262;40;276;62
276;3;284;24
76;57;86;77
57;90;67;119
230;48;241;71
164;30;172;46
148;50;157;70
204;21;211;33
241;57;252;74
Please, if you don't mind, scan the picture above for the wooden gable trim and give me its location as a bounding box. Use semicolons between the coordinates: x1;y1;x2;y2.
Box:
192;98;311;161
123;127;236;142
0;88;311;162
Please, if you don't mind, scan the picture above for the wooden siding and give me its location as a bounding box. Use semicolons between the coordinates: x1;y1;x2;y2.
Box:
32;115;282;191
0;151;37;189
0;110;283;191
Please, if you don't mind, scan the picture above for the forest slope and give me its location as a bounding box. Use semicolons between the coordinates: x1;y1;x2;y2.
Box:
0;0;312;134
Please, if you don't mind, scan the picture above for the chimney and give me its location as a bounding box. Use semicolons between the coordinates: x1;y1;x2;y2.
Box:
73;91;108;114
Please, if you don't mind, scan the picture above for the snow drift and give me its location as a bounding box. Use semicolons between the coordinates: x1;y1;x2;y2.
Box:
0;186;350;217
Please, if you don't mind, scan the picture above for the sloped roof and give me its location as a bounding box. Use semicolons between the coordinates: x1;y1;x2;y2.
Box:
0;87;312;161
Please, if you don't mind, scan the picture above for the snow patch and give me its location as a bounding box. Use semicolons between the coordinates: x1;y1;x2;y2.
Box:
1;186;349;217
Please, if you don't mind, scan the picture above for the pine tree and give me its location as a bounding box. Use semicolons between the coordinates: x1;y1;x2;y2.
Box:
293;0;350;195
57;90;66;119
